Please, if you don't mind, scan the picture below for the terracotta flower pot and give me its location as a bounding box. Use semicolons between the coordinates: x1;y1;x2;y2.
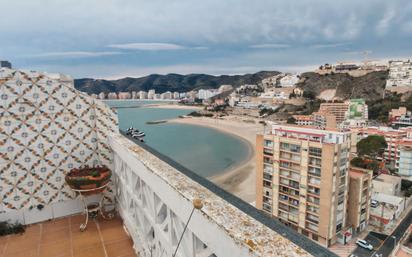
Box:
65;165;111;195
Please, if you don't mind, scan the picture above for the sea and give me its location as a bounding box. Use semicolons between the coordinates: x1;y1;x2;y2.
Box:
105;100;250;178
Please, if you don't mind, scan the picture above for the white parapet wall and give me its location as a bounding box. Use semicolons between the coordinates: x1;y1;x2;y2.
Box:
109;133;317;257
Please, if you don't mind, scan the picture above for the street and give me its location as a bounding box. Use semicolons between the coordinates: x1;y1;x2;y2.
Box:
350;207;412;257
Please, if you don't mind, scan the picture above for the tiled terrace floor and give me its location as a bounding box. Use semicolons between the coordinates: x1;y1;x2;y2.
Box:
0;214;138;257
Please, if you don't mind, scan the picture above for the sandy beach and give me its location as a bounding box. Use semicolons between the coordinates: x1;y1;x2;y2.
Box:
145;103;203;110
169;116;263;203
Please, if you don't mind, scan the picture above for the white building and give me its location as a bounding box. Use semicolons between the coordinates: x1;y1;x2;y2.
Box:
372;174;402;196
107;92;118;99
173;91;180;99
198;89;219;100
160;91;172;99
148;89;155;99
98;92;106;100
218;84;233;92
386;60;412;89
118;92;131;99
139;91;147;99
279;73;299;87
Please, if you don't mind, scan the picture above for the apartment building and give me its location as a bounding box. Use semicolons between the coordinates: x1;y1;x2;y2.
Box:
293;115;313;126
386;60;412;91
319;102;350;124
352;127;408;166
256;124;351;247
398;139;412;177
312;111;337;130
347;167;372;234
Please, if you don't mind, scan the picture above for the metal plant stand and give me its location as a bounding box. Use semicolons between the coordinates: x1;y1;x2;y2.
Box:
72;183;115;231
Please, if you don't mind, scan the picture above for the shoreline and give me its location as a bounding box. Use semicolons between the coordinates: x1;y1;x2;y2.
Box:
169;116;262;203
145;103;203;110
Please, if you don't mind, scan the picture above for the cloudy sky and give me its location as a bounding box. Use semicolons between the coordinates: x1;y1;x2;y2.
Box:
1;0;412;79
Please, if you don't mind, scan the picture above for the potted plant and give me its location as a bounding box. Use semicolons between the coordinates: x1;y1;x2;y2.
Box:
65;165;111;194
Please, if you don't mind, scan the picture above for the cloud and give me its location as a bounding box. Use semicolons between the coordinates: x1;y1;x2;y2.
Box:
311;43;348;49
29;51;122;58
249;44;290;49
376;8;396;35
107;43;186;51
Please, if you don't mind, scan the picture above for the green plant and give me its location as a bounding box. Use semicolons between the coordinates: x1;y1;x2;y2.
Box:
0;221;25;236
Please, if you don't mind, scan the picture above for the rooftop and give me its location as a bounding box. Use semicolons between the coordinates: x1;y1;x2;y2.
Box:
374;174;402;184
0;214;137;257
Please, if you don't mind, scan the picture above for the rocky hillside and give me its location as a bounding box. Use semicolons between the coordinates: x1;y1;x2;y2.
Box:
74;71;281;94
296;71;388;101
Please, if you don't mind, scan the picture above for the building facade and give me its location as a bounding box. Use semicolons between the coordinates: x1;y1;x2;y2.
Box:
347;167;372;234
256;124;351;247
398;140;412;177
386;60;412;90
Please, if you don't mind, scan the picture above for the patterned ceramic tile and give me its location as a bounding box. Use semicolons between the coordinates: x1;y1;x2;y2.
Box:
0;68;118;210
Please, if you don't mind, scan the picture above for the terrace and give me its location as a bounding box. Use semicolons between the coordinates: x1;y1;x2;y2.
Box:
0;68;338;257
0;215;136;257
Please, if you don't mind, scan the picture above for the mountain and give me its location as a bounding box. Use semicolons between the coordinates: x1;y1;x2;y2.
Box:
74;71;281;94
296;71;389;101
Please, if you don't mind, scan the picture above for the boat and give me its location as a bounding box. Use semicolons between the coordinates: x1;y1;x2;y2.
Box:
132;131;145;137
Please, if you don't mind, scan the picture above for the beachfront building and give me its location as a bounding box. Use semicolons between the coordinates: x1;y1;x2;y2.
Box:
118;91;132;99
160;91;172;99
256;124;352;247
107;92;118;99
139;90;148;99
98;92;106;99
147;89;155;99
347;167;373;234
0;66;338;257
173;91;180;99
198;89;219;100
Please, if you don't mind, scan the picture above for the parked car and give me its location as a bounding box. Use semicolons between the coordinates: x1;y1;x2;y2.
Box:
356;239;373;250
370;200;379;208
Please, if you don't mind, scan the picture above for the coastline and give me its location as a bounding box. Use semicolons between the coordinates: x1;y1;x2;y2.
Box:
145;103;203;110
169;116;263;204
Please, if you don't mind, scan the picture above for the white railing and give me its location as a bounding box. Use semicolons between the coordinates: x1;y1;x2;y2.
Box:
109;134;317;257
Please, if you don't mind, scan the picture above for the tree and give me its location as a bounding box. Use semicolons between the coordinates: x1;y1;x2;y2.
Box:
356;135;387;159
350;157;365;168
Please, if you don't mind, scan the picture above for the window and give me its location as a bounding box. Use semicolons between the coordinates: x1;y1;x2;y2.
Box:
264;140;273;148
309;147;322;157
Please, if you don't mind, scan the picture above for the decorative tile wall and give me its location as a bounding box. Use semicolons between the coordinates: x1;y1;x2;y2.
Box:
0;68;118;212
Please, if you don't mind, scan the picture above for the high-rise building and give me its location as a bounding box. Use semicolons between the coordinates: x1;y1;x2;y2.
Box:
139;91;148;99
398;139;412;177
347;167;372;234
256;124;351;247
0;60;12;68
148;89;155;99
